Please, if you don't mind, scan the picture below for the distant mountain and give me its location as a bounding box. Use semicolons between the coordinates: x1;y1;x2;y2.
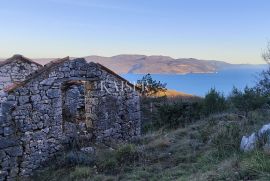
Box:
81;55;266;74
1;55;266;74
83;55;221;74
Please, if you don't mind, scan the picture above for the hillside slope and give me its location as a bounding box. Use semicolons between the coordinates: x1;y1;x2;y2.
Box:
31;111;270;181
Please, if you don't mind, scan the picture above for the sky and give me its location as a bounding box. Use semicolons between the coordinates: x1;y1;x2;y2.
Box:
0;0;270;64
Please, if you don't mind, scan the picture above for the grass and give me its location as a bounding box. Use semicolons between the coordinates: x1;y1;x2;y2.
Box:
32;111;270;181
243;150;270;174
69;166;93;180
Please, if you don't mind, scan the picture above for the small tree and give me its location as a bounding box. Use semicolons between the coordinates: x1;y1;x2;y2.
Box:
257;42;270;95
156;102;202;129
262;42;270;64
257;68;270;95
136;74;167;96
203;88;227;115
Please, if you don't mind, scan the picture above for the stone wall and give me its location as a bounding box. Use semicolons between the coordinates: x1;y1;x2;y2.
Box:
0;58;141;180
0;55;42;122
0;55;41;93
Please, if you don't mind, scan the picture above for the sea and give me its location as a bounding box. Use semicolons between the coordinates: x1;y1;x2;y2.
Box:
122;66;268;97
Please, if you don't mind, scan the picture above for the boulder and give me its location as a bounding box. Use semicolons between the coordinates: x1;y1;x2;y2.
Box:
258;123;270;137
240;123;270;152
240;133;257;152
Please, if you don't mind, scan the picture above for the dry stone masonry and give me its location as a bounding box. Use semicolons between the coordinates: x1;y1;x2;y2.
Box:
0;56;141;180
0;55;41;92
0;55;42;113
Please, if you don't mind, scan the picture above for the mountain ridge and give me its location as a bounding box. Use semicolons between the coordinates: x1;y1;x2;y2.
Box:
0;54;266;74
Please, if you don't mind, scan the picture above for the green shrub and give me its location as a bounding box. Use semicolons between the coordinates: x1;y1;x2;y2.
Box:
141;96;167;132
256;67;270;95
203;88;227;115
228;86;268;115
154;101;202;129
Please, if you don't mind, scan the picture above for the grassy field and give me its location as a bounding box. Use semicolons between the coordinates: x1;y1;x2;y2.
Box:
32;110;270;181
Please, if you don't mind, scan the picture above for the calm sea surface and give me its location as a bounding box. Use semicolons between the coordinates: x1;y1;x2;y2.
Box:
122;66;267;96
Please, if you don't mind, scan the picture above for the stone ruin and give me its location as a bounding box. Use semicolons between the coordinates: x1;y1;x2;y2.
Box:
0;55;141;180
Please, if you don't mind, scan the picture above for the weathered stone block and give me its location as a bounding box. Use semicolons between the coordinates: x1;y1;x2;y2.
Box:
19;96;30;105
31;94;41;102
6;146;23;157
47;89;60;99
3;127;14;136
0;137;18;149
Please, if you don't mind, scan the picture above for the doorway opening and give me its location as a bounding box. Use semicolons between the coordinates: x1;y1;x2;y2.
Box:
62;80;86;124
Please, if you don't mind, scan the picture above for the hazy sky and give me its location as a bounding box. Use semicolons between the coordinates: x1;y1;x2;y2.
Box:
0;0;269;64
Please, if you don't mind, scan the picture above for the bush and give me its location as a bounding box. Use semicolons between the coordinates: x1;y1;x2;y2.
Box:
228;86;268;115
154;101;202;129
140;96;168;132
257;67;270;95
203;88;227;115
